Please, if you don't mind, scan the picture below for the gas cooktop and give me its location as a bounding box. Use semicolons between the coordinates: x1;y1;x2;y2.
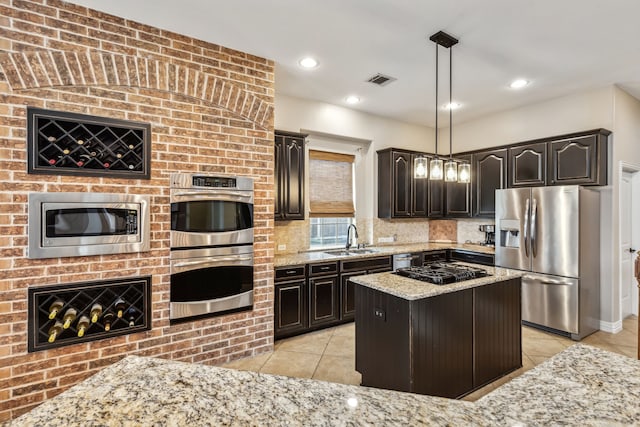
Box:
394;262;489;285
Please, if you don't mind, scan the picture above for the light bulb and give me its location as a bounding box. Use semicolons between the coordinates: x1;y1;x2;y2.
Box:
414;156;428;178
458;163;470;183
430;158;443;180
444;160;458;182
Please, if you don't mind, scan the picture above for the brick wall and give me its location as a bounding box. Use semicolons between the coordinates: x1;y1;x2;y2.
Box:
0;0;275;420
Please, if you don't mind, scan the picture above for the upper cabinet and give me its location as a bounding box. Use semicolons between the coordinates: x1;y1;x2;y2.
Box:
548;132;608;186
377;149;428;218
473;149;507;217
275;130;306;221
508;142;546;187
445;154;473;218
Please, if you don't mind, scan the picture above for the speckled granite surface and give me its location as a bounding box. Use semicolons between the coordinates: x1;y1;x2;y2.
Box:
10;344;640;426
9;355;487;426
478;344;640;426
349;264;523;300
274;242;494;267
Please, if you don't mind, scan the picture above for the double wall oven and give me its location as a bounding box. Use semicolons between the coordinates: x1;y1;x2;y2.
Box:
169;173;254;322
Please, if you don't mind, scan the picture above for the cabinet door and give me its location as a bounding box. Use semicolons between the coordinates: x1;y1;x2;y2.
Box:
274;136;284;219
508;142;546;187
392;151;412;217
473;149;507;217
282;136;305;219
274;280;308;338
548;135;600;185
340;270;366;321
309;275;340;327
428;179;444;217
445;155;472;217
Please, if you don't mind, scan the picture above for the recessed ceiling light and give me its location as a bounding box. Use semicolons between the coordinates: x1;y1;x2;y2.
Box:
509;79;529;89
298;57;319;69
345;95;360;104
443;102;461;110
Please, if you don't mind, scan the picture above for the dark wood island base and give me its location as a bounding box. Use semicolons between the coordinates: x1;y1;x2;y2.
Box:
355;277;522;399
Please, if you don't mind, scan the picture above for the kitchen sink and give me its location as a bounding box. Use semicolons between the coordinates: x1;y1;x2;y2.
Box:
323;248;378;256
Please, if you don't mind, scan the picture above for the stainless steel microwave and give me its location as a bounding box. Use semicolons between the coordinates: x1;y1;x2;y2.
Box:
28;193;150;259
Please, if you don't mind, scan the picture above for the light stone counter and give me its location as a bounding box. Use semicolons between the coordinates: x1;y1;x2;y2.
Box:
10;344;640;426
349;264;523;300
274;242;494;267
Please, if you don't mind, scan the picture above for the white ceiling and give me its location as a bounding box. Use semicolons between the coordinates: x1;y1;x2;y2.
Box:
67;0;640;127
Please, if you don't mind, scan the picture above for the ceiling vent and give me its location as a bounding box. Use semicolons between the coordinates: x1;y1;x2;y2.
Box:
366;73;397;86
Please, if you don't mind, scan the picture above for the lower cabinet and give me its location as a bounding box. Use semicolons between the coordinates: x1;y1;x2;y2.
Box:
274;266;307;338
308;275;340;327
275;256;392;339
355;277;522;399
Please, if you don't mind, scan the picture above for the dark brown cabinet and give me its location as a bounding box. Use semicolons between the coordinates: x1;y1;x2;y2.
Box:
377;149;428;218
445;154;472;217
508;142;546;187
309;275;340;327
548;133;607;186
339;256;393;321
274;266;307;338
355;277;522;399
473;149;507;217
427;179;444;217
275;130;306;221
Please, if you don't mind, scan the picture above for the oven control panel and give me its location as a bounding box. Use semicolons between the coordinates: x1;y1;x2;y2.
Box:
192;176;236;188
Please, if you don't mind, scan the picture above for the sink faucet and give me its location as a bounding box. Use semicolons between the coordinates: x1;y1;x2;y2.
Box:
345;224;358;250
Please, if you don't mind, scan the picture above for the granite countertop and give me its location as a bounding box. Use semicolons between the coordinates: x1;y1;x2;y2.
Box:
10;344;640;426
274;242;494;267
349;264;523;300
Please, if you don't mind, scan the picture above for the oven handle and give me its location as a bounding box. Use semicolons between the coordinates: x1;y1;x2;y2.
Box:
172;191;253;202
173;256;253;268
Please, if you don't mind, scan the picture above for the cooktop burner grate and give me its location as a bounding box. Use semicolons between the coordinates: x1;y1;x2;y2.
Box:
394;262;489;285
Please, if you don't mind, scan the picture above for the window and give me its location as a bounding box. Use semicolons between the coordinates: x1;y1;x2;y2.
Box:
310;218;353;247
308;150;355;249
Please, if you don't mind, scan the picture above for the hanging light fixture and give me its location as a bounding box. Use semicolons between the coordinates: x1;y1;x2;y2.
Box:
417;30;470;184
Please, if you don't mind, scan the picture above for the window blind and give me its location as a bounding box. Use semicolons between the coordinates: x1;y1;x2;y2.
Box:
308;150;355;217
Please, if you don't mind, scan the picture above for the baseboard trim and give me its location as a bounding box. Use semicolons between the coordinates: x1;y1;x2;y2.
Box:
599;319;623;333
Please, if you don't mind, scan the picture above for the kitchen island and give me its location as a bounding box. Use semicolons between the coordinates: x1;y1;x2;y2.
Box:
351;266;524;398
9;344;640;426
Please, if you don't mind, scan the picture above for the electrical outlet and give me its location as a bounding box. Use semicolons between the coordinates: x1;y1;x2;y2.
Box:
377;237;394;243
374;308;386;321
277;244;286;251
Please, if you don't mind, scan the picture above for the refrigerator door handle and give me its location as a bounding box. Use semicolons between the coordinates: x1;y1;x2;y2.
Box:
523;198;530;257
531;198;538;258
523;275;574;286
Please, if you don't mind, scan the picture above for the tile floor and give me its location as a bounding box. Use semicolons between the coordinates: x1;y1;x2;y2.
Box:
222;316;638;401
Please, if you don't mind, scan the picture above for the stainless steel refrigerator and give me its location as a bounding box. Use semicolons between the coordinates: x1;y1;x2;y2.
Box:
495;186;600;340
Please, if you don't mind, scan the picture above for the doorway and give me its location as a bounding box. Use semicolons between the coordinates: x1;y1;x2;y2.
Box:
620;165;640;319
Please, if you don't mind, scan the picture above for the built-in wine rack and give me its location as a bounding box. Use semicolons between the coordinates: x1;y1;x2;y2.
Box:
28;276;152;352
27;107;151;179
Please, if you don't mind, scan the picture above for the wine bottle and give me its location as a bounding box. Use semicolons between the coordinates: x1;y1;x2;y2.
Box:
62;307;77;329
90;303;102;323
76;139;84;145
48;321;63;343
76;315;90;337
126;308;136;327
47;136;57;142
48;300;64;319
114;298;126;318
102;312;115;331
62;148;70;155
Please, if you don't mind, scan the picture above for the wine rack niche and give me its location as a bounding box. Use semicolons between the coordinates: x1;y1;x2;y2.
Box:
27;107;151;179
28;276;152;352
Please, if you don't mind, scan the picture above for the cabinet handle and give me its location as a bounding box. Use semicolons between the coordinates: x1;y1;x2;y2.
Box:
286;270;297;274
319;266;331;271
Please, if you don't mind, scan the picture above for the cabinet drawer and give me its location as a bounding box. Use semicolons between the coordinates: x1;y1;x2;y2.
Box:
340;256;392;272
449;250;494;266
423;250;447;264
309;262;338;276
275;265;306;282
